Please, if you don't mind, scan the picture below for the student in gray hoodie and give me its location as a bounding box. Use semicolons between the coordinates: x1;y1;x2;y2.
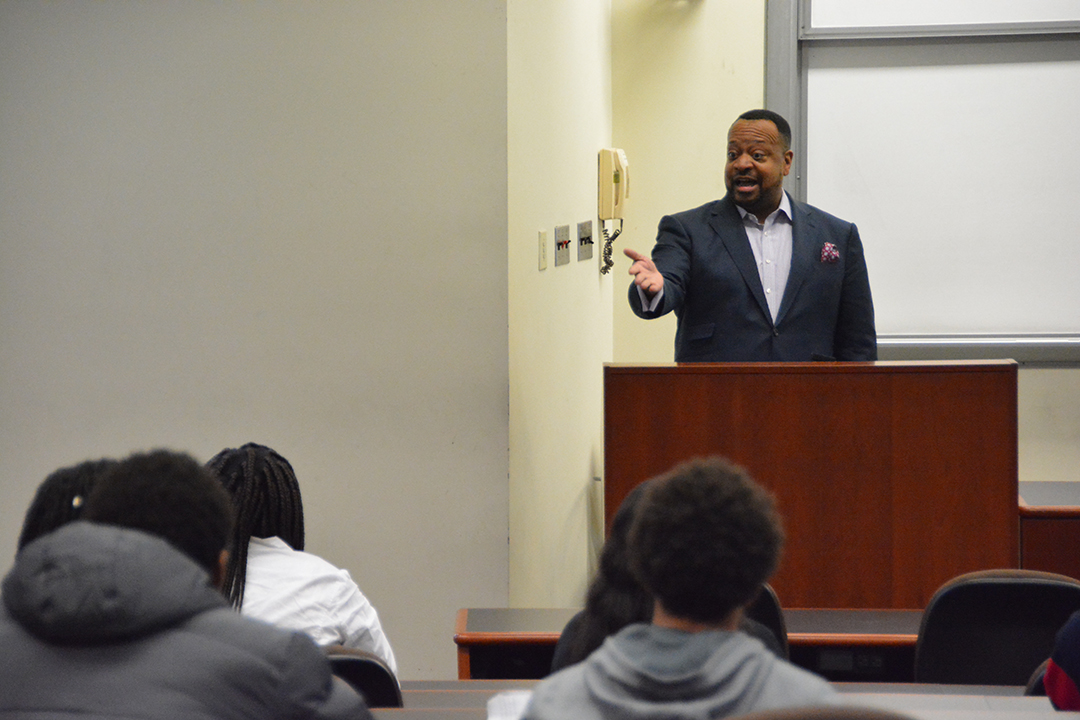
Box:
0;449;370;720
523;456;837;720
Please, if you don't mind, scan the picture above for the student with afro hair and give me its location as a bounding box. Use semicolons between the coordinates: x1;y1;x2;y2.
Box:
524;457;836;720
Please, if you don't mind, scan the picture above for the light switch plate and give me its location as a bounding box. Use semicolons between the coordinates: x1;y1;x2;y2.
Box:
555;224;570;266
538;229;548;270
577;220;593;261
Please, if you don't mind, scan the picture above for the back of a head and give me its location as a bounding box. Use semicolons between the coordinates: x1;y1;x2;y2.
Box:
629;457;784;625
83;449;234;576
205;443;304;607
555;482;655;669
17;458;118;551
206;443;305;548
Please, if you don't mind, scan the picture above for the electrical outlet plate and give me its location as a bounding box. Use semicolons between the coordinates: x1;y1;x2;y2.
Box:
554;224;570;266
538;229;548;270
577;220;593;261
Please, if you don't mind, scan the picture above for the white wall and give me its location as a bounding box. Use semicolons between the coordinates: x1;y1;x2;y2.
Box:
507;0;613;607
1020;368;1080;483
0;1;508;679
611;0;767;362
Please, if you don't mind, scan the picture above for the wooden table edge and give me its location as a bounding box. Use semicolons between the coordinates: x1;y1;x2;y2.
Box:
788;632;918;647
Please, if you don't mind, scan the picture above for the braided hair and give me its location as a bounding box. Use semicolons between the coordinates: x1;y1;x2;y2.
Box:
18;458;119;551
205;443;305;609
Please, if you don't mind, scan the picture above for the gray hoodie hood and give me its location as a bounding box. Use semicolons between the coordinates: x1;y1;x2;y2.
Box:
3;521;227;644
585;624;786;714
524;623;837;720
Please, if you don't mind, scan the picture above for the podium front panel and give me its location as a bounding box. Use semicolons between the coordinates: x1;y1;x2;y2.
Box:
604;361;1018;610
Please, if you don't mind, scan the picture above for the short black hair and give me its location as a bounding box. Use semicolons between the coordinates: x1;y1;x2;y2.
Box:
628;457;784;624
17;458;119;551
205;443;305;608
83;449;234;575
736;109;792;151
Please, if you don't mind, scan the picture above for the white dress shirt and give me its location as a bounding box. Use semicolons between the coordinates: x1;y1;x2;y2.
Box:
736;192;793;322
241;536;398;674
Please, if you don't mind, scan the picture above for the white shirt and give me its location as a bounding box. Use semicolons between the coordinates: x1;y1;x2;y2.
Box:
241;536;398;673
736;192;793;323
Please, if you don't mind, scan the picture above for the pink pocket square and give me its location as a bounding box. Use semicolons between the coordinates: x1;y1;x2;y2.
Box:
820;242;839;263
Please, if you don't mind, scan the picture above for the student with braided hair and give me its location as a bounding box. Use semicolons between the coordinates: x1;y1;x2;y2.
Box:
2;449;370;719
207;443;397;673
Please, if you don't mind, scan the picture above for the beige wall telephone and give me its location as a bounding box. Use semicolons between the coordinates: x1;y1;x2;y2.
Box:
598;148;628;274
598;148;629;220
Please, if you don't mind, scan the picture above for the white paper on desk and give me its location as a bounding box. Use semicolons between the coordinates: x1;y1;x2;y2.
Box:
487;689;532;720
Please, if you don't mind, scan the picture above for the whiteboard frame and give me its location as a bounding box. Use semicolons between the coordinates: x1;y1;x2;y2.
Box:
765;0;1080;364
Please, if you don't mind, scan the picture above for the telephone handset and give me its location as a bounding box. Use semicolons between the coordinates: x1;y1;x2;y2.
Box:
598;148;629;274
598;148;629;220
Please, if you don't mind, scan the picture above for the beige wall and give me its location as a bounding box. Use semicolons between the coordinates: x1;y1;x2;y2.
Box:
507;0;613;608
504;0;773;611
0;1;509;680
611;0;767;363
1020;368;1080;483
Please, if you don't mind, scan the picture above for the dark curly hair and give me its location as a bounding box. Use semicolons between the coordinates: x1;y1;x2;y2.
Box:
83;449;234;576
17;458;119;551
551;481;654;669
629;456;784;625
205;443;304;609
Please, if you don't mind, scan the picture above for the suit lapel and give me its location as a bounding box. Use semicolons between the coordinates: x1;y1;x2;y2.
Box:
776;195;815;326
710;197;771;321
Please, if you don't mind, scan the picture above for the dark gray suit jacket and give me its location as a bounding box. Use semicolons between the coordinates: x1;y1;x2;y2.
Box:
629;194;876;362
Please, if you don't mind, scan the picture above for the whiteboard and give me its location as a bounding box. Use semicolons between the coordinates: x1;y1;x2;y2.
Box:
804;36;1080;339
811;0;1080;29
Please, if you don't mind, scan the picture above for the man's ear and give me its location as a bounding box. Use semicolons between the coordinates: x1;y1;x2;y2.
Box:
211;549;229;590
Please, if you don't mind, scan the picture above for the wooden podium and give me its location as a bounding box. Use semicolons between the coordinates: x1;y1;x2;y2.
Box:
604;361;1018;610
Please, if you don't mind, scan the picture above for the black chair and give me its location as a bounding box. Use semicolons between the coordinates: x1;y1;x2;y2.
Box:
746;583;789;660
913;569;1080;685
1025;657;1050;696
325;645;403;708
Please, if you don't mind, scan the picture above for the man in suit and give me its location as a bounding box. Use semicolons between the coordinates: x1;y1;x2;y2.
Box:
627;109;876;362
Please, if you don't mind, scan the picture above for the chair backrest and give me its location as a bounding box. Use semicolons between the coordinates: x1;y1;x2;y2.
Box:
1026;657;1050;696
324;645;403;708
914;569;1080;685
745;583;789;660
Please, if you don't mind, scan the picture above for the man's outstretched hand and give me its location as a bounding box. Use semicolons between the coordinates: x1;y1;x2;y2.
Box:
625;248;664;298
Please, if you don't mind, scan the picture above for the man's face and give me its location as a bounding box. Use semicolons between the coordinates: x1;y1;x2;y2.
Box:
724;119;793;220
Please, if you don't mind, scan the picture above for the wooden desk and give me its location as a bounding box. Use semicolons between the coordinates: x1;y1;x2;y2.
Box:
454;609;572;680
787;609;921;647
400;679;1025;707
786;609;920;683
378;681;1054;720
1020;481;1080;580
454;608;921;682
